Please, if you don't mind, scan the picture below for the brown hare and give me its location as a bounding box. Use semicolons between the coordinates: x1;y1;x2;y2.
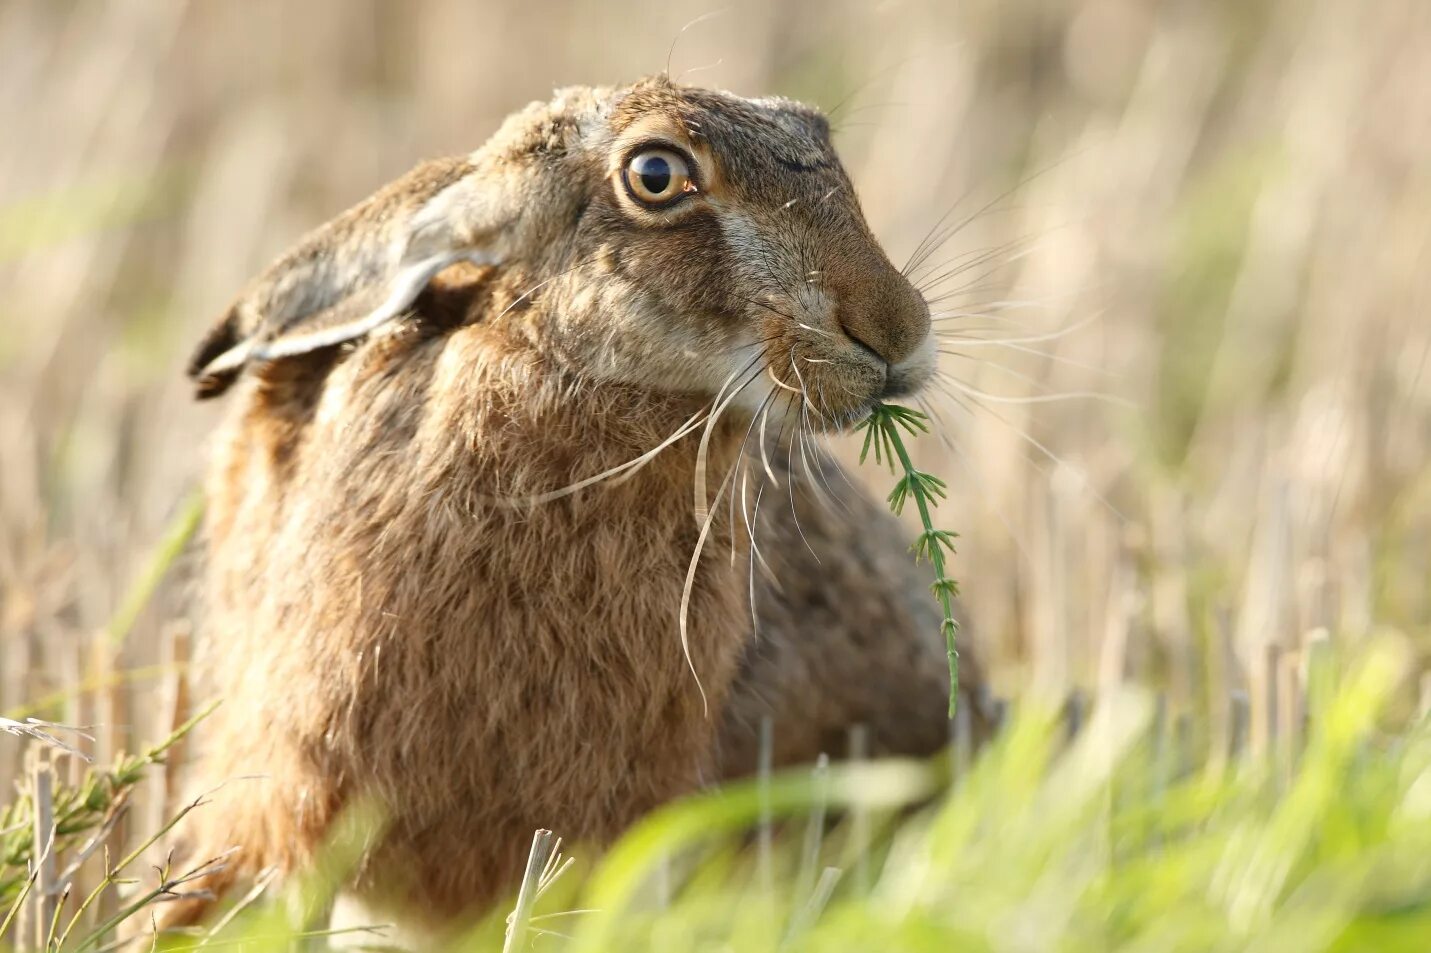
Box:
168;76;985;942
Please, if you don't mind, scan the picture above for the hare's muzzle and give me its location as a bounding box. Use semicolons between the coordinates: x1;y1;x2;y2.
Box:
881;339;937;398
830;257;935;401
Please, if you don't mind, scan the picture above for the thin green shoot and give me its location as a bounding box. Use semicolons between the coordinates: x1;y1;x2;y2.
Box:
855;403;960;718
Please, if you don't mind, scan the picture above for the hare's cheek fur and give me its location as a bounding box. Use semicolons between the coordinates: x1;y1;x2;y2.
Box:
702;203;935;427
542;198;935;427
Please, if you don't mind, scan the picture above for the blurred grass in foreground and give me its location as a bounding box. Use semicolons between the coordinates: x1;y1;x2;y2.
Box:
1;640;1426;951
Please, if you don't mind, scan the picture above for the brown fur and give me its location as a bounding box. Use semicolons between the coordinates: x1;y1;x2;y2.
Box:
165;77;982;937
724;448;987;777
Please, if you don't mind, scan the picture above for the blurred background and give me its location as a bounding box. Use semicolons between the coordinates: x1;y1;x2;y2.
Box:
0;0;1428;806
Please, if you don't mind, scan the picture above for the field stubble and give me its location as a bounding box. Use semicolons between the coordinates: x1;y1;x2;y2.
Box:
0;0;1428;948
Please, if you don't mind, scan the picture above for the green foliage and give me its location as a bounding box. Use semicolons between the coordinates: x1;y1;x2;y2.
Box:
16;640;1419;952
0;707;212;911
856;403;962;717
460;642;1431;953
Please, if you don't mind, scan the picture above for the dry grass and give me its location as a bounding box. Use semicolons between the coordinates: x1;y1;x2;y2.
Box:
0;0;1429;945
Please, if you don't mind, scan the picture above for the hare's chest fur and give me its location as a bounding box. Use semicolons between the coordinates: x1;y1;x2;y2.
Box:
193;323;750;917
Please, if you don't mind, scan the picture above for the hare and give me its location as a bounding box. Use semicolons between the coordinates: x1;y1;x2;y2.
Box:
167;76;985;941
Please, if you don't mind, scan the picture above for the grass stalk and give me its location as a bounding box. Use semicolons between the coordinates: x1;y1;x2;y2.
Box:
504;829;557;953
856;403;961;716
104;491;204;650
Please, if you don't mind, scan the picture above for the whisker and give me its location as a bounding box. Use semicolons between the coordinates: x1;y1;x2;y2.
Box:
745;478;772;641
918;236;1065;308
766;365;802;395
788;354;847;515
772;391;820;563
493;251;606;321
933;312;1104;346
928;295;1065;321
665;9;730;79
927;379;1128;523
756;388;781;485
804;426;850;515
937;340;1115;378
904;155;1072;279
902;188;981;279
918;261;1021;311
912;234;1033;294
729;387;781;564
489;407;708;507
933;366;1128;407
823;55;921;125
678;459;739;718
731;293;800;325
913;394;1035;570
792;401;832;515
905;197;1021;281
500;353;763;509
923;276;1036;311
694;354;774;523
739;454;773;577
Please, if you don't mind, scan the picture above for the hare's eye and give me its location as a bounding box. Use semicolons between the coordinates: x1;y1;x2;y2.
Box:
623;148;696;207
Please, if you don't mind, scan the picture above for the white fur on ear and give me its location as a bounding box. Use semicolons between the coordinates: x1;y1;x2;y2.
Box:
189;155;507;396
251;249;500;362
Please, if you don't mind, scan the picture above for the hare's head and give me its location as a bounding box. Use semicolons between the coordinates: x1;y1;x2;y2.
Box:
191;77;932;427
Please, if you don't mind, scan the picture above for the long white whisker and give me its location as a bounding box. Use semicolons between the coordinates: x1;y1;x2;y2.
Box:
774;392;820;564
802;425;848;515
492;252;606;321
913;235;1033;293
929;296;1063;319
679;461;739;718
934;372;1130;407
739;456;772;576
729;387;780;565
694;358;768;524
788;354;845;515
938;338;1113;377
928;378;1127;523
747;480;768;640
766;365;802;394
932;312;1103;345
756;390;780;484
492;408;708;507
797;322;835;339
914;394;1034;571
494;351;765;509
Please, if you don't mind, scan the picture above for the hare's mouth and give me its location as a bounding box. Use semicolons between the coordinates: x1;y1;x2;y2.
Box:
729;297;935;432
880;333;937;399
802;331;937;430
726;342;932;436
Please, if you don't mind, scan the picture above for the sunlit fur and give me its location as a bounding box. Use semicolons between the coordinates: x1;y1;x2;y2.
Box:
165;77;985;939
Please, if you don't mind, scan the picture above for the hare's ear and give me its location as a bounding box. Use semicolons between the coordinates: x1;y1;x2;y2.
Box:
188;155;508;399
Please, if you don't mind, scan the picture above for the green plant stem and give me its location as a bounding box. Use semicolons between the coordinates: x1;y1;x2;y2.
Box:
879;417;960;717
105;489;204;649
857;403;961;718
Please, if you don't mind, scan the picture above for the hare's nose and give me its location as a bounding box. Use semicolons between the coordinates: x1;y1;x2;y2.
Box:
834;274;931;369
823;233;931;367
